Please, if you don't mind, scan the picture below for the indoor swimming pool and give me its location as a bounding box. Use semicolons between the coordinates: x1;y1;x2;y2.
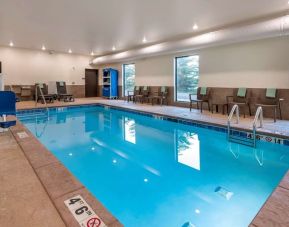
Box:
18;105;289;227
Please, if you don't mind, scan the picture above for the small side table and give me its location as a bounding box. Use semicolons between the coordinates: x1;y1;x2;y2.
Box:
211;103;228;115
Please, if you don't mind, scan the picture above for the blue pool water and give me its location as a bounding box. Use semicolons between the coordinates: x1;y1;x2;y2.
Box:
19;105;289;227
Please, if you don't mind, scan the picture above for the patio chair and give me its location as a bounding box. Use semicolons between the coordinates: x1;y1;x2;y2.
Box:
227;88;251;118
256;88;284;122
56;81;75;102
127;86;141;102
148;86;169;105
0;91;16;129
35;83;54;103
189;87;210;113
134;86;149;103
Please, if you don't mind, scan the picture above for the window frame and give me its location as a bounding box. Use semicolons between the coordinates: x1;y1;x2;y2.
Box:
174;55;200;102
122;63;136;97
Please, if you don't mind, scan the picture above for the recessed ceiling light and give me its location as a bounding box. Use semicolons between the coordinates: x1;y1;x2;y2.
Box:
68;49;72;54
193;23;199;30
41;45;46;51
90;51;94;56
112;46;116;51
9;41;14;47
142;37;147;43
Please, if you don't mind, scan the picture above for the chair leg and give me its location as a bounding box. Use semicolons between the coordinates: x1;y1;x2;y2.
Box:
248;104;252;116
190;101;192;111
274;107;277;123
279;102;282;120
200;102;203;113
207;101;210;112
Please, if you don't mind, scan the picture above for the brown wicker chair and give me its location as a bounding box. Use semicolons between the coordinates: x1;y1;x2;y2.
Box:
227;88;251;118
189;87;211;113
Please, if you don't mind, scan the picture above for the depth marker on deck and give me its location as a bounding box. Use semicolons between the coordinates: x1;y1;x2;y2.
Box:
17;131;29;139
64;195;106;227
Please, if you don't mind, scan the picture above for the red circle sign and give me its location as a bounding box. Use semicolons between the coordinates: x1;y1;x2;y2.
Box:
87;217;101;227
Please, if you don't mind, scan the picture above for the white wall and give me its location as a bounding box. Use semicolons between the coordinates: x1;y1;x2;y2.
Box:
98;37;289;89
0;46;92;85
2;37;289;89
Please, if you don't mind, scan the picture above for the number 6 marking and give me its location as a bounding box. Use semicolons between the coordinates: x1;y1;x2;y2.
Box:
75;206;88;215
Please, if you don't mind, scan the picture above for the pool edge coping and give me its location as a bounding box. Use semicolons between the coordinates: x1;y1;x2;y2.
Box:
9;120;123;227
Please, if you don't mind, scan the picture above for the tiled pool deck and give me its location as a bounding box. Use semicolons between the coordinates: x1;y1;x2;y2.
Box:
1;98;289;226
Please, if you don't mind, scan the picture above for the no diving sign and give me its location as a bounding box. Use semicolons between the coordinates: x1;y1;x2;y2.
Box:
64;195;106;227
87;217;101;227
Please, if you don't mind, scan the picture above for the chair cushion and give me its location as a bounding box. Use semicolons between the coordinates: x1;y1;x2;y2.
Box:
143;86;148;91
135;86;139;91
266;88;276;98
237;88;247;97
200;87;207;95
161;86;166;92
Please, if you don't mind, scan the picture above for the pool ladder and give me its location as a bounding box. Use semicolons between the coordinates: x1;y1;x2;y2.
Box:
227;105;263;148
35;84;49;112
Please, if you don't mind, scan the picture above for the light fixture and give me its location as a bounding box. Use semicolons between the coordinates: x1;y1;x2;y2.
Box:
41;45;46;51
9;41;14;47
68;49;72;54
144;178;148;182
142;37;147;43
91;147;95;151
112;159;117;164
69;153;73;156
193;23;199;30
112;46;116;51
90;51;94;56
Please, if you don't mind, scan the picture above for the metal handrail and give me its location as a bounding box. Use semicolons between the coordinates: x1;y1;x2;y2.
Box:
252;106;263;148
35;84;49;112
253;106;263;129
227;104;240;139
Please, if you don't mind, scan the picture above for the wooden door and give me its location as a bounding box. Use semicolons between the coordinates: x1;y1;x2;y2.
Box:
85;69;98;97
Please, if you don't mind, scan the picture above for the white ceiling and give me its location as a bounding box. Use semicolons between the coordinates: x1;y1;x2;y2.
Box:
0;0;288;56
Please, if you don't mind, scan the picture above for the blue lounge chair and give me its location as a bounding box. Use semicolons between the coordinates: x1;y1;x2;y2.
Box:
0;91;16;129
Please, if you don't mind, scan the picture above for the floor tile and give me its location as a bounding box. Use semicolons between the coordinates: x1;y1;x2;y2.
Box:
251;186;289;227
36;162;83;199
0;132;65;227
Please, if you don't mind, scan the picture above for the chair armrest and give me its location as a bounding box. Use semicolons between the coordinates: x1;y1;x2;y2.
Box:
279;98;285;102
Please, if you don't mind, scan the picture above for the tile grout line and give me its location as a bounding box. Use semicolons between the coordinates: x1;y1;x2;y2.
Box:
53;186;85;201
278;184;289;191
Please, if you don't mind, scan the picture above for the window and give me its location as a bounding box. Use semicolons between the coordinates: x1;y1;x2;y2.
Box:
175;55;199;102
123;64;135;96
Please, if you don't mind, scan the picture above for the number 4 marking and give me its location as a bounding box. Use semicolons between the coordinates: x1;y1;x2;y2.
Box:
69;198;81;205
